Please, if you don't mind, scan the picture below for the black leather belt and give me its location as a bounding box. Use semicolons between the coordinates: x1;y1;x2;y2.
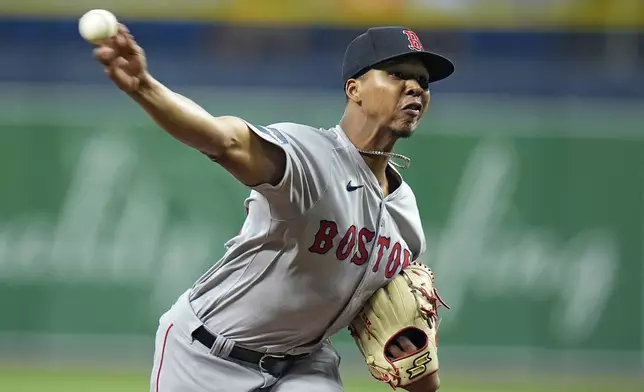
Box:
191;326;307;377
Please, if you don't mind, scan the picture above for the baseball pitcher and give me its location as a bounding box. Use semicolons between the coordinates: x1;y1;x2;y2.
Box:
91;24;454;392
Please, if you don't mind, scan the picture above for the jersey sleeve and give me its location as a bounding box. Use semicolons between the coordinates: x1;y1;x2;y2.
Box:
243;121;331;220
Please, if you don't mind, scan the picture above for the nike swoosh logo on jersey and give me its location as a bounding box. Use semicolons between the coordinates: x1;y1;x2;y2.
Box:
346;181;364;192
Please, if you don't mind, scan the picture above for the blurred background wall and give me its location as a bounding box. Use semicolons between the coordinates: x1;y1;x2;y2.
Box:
0;1;643;391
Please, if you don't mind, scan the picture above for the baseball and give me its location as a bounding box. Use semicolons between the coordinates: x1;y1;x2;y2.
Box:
78;9;119;44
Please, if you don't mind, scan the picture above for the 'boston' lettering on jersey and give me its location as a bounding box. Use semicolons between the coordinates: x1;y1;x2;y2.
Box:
308;220;412;278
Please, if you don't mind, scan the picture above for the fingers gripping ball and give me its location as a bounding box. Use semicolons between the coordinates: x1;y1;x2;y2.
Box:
349;262;450;389
79;9;119;44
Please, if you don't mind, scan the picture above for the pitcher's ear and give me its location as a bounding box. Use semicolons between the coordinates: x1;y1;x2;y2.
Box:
345;77;362;104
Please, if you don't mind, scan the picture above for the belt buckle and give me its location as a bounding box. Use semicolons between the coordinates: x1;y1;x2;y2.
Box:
259;353;286;375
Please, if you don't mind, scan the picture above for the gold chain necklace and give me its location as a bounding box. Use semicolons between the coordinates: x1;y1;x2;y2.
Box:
356;148;411;170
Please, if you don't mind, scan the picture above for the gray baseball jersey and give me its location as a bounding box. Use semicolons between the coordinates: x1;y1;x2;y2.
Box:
187;121;426;355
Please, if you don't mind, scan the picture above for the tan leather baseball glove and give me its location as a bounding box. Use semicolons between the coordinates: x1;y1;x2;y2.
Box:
348;262;449;390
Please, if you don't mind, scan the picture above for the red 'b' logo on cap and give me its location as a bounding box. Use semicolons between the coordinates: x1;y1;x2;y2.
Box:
403;30;423;51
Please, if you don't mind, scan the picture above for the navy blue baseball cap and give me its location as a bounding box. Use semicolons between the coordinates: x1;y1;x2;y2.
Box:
342;26;454;84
